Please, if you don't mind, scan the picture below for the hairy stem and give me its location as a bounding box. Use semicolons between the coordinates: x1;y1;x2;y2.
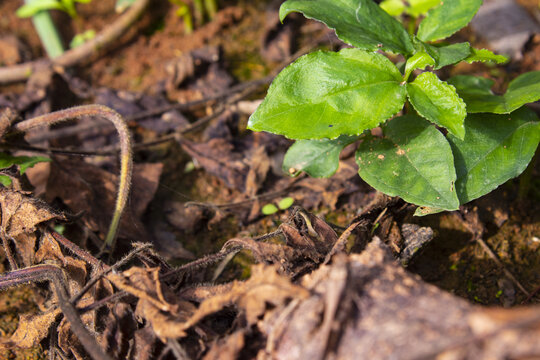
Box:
0;265;113;360
14;105;133;250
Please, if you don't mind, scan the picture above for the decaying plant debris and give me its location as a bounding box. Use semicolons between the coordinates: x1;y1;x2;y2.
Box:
0;153;538;359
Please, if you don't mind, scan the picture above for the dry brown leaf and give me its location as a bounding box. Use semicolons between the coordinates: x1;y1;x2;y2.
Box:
45;160;162;242
180;138;247;191
182;264;309;330
0;186;66;239
203;330;245;360
108;266;196;340
98;303;138;359
262;238;475;360
0;308;61;349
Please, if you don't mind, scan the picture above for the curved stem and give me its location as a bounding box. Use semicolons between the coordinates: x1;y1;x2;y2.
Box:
0;265;113;360
14;105;133;250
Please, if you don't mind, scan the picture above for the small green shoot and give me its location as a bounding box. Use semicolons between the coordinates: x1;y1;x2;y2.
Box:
262;203;279;215
262;197;295;215
69;29;96;48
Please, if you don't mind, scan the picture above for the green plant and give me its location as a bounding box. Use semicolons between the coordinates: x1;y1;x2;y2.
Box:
262;197;295;215
248;0;540;215
17;0;91;18
169;0;218;34
16;0;92;58
0;153;50;186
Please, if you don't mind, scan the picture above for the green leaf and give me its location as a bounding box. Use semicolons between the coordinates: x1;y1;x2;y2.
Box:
356;115;459;210
404;51;435;81
407;0;440;17
422;42;471;69
414;206;445;216
262;204;279;215
448;71;540;114
464;48;509;65
0;153;50;186
16;1;64;17
278;197;295;210
407;72;467;139
280;0;414;56
417;0;482;42
379;0;439;17
0;153;50;173
283;135;358;177
447;108;540;204
248;49;407;140
380;0;406;16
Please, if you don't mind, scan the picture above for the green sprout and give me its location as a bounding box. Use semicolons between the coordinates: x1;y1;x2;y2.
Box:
169;0;219;34
262;197;295;215
16;0;92;58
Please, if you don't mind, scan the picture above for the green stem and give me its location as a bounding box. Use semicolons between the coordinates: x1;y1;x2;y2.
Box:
14;105;133;251
204;0;217;19
518;147;538;201
26;0;65;58
407;15;417;36
193;0;205;25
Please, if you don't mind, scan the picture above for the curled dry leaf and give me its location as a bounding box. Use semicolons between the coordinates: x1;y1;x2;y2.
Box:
0;186;66;239
181;264;309;330
107;267;196;340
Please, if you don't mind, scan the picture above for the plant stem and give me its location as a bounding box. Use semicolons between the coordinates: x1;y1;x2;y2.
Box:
518;147;538;201
14;105;133;251
204;0;218;19
0;265;113;360
193;0;205;25
25;0;65;58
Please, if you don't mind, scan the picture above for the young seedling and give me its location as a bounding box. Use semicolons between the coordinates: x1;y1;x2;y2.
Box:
12;105;133;250
248;0;540;215
17;0;93;57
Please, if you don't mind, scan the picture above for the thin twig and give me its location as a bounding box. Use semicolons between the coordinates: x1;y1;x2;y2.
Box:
70;243;152;305
0;0;150;84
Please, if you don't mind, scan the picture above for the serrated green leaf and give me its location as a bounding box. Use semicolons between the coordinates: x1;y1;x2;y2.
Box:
447;107;540;204
278;197;295;210
448;71;540;114
407;72;466;139
248;49;407;140
417;0;482;42
280;0;414;56
464;48;509;65
283;135;358;177
404;51;435;81
422;42;471;69
356;115;459;210
262;204;279;215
